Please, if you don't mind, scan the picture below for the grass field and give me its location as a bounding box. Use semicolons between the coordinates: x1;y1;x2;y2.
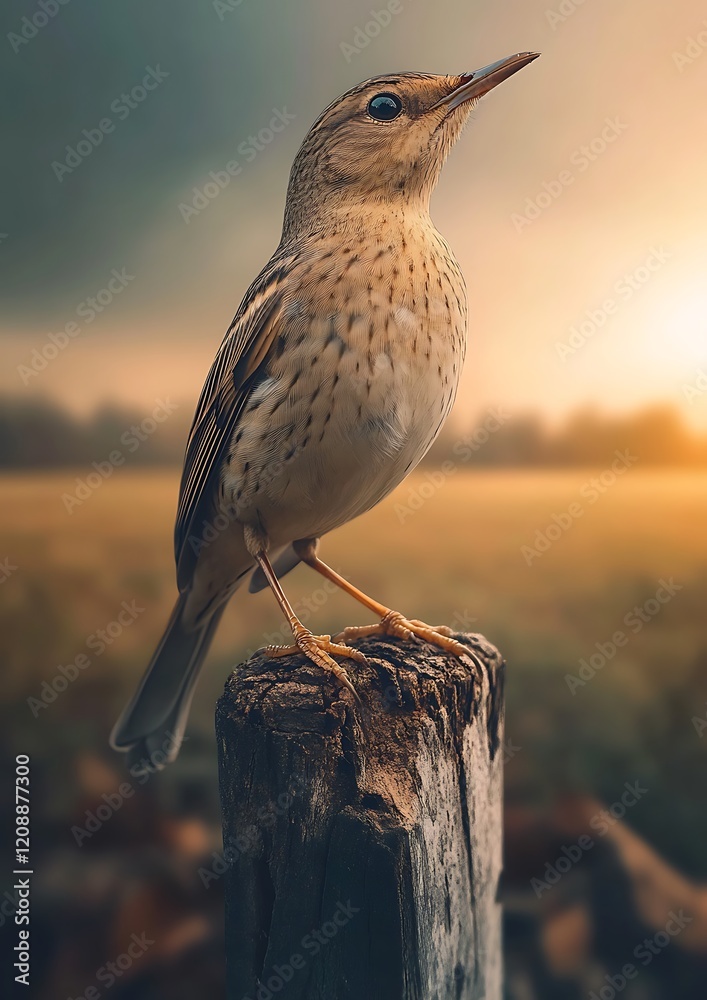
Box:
2;468;706;868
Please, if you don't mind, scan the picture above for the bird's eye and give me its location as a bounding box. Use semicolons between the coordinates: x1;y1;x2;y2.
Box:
367;93;403;122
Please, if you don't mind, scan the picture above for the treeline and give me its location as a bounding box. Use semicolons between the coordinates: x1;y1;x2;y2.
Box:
423;404;707;467
0;396;191;468
0;396;706;468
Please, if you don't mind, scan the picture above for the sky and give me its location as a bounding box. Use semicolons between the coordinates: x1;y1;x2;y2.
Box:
2;0;707;430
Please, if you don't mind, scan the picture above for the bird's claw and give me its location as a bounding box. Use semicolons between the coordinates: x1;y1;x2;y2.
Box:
264;630;365;708
335;612;481;666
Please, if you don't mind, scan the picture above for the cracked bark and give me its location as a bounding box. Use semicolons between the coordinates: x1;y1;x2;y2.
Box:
216;631;504;1000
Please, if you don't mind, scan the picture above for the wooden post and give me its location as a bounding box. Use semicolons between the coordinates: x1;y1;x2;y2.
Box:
216;631;504;1000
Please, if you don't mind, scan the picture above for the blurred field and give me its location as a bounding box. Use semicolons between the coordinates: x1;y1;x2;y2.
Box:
2;467;707;997
1;467;706;859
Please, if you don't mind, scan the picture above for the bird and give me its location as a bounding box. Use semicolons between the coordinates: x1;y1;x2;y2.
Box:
110;52;539;771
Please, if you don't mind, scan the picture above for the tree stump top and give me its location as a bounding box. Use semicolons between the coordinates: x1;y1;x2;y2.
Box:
219;629;503;756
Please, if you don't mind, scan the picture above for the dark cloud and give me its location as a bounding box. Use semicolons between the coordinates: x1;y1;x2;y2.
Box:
0;0;300;320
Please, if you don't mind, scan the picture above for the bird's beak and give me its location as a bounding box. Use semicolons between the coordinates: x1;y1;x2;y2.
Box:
431;52;540;112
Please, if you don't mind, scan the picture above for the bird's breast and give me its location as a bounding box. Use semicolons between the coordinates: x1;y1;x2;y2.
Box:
222;224;468;539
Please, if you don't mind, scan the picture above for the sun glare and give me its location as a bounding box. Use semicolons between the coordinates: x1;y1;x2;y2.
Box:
643;288;707;368
664;291;707;357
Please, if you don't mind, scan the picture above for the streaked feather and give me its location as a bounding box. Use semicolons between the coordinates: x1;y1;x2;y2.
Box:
174;263;290;587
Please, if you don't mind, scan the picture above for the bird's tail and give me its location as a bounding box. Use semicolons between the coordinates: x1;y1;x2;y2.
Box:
110;593;224;773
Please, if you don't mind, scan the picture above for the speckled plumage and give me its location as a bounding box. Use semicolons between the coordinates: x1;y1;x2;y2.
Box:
221;213;466;550
111;55;539;769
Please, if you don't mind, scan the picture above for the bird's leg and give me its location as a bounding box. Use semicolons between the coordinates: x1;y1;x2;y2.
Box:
243;526;365;705
293;540;481;666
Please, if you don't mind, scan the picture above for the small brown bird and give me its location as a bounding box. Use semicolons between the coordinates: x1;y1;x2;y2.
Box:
111;53;539;769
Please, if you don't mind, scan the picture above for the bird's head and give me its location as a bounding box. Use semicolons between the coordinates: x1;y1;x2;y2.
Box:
283;53;539;236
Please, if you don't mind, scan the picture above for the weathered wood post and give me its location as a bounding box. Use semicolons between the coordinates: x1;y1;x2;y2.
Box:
216;631;504;1000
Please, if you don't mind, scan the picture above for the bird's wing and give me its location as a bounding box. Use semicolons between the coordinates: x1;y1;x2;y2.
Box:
174;267;287;589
